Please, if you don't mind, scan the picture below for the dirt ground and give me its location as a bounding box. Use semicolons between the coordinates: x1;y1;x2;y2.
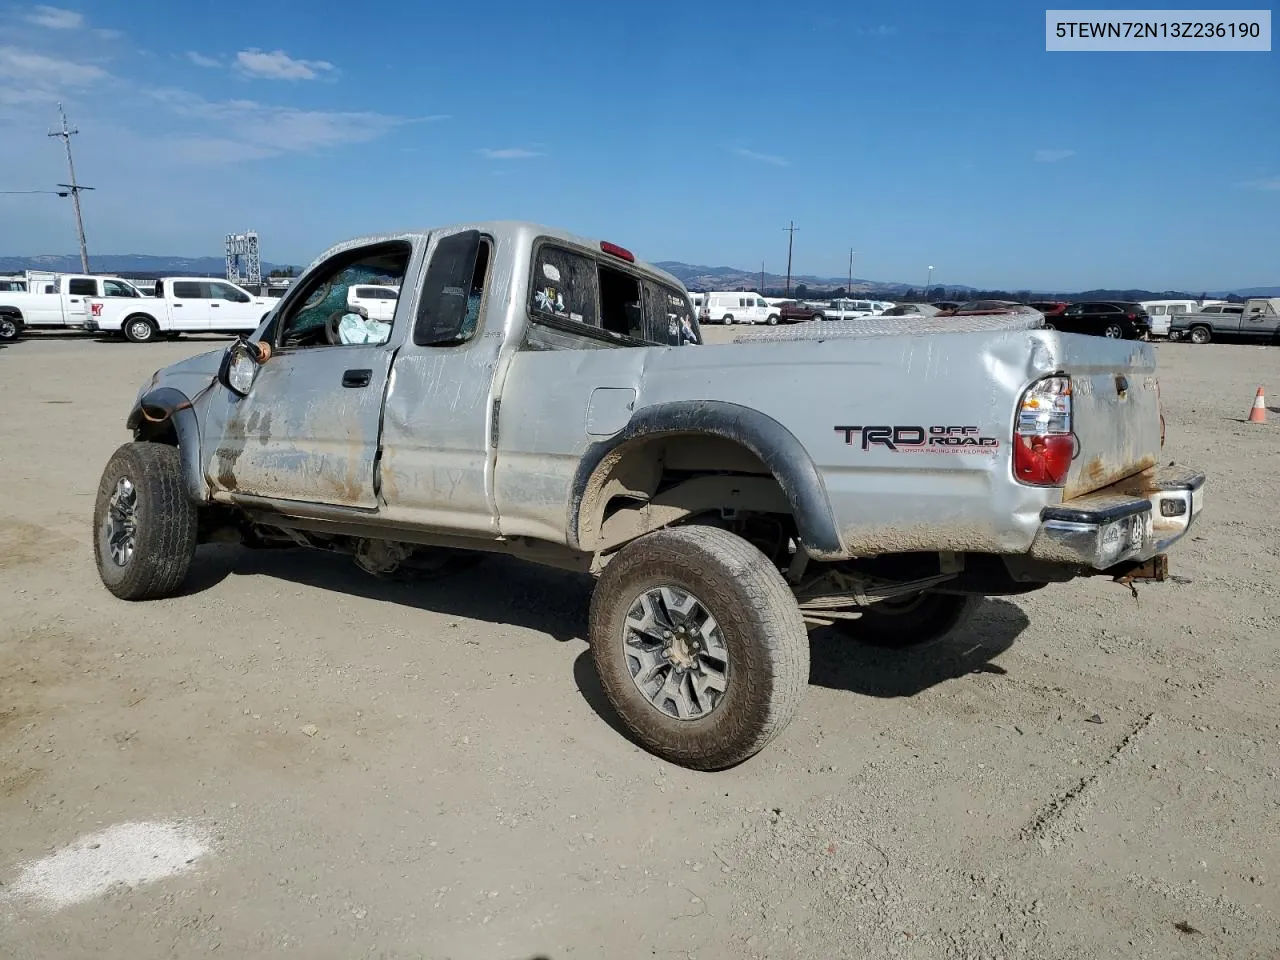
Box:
1;331;1277;960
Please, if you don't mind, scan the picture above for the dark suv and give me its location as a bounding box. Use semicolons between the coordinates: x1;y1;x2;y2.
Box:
775;300;824;323
1057;302;1150;339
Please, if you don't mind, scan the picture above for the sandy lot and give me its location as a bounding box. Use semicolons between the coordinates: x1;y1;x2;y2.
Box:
1;331;1277;960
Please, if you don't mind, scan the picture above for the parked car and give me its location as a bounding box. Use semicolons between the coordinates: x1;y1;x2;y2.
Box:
0;274;146;341
93;220;1203;771
1139;300;1199;339
1055;302;1150;339
85;277;280;343
1168;298;1280;344
820;298;881;321
930;301;963;312
939;300;1042;318
1029;301;1069;324
347;283;400;323
880;303;942;318
774;299;825;322
702;291;779;325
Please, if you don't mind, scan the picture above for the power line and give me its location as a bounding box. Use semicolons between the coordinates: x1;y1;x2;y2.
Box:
0;189;70;196
48;103;93;274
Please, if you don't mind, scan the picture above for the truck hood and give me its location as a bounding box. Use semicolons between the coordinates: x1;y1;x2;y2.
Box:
140;347;224;402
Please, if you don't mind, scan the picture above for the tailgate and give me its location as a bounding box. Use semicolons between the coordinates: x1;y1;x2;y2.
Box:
1058;338;1162;499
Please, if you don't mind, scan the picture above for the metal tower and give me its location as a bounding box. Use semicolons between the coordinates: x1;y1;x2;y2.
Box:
225;231;262;285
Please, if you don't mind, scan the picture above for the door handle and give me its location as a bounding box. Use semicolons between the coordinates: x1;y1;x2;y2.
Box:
342;369;372;388
174;303;183;307
69;298;79;303
211;303;221;308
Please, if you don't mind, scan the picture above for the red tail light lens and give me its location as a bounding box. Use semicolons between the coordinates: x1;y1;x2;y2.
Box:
1014;376;1074;486
600;241;635;262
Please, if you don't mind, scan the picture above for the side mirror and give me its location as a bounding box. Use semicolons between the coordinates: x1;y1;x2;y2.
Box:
217;337;270;397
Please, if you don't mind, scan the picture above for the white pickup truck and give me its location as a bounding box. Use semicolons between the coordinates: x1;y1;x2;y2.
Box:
0;274;146;341
86;277;280;343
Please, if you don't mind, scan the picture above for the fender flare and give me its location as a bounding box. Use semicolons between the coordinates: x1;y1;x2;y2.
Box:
126;387;209;504
569;400;844;559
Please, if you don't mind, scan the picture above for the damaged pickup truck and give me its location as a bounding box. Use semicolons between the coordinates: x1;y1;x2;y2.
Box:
94;221;1205;770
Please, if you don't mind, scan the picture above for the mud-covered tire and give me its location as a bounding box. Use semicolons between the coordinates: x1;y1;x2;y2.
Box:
588;526;809;771
123;315;158;343
93;442;197;601
835;592;979;649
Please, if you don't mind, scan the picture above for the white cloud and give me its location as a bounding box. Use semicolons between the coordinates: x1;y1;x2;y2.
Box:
857;24;897;37
148;89;442;159
96;28;123;40
186;51;221;68
731;146;790;167
26;5;83;29
1034;148;1076;163
0;46;106;106
478;147;542;160
1240;175;1280;191
234;48;334;81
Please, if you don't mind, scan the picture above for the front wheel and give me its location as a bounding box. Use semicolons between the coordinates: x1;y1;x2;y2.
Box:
589;526;809;771
93;442;197;600
0;314;20;342
1189;325;1211;345
124;315;159;343
766;314;778;325
834;592;979;649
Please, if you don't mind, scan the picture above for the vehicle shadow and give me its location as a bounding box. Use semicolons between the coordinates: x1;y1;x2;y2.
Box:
806;597;1029;698
185;544;593;643
571;597;1031;750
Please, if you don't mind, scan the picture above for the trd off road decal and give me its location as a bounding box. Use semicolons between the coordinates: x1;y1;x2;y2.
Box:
834;424;1001;454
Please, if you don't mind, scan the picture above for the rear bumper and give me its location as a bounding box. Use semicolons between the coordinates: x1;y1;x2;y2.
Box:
1029;464;1204;570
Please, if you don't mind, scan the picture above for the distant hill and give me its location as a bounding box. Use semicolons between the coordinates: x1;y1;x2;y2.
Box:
0;254;296;277
1218;286;1280;298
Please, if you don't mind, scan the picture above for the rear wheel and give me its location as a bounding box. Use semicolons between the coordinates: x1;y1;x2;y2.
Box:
1103;322;1124;339
0;314;20;342
589;526;809;770
1189;325;1211;345
834;592;979;649
124;315;158;343
722;314;735;325
93;442;197;601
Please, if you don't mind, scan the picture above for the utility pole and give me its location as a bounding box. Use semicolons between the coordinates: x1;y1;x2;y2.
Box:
783;221;798;296
760;261;765;296
847;248;855;296
49;103;93;274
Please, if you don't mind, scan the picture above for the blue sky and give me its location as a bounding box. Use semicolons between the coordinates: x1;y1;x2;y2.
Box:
0;0;1276;290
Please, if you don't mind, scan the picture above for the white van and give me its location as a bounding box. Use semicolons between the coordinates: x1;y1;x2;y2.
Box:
702;291;779;325
1141;299;1200;338
688;292;706;320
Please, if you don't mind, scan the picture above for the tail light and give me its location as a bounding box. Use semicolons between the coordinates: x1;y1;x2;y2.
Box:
1014;375;1074;486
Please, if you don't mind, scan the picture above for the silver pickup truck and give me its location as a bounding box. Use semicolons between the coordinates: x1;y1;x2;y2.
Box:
1168;297;1280;344
93;221;1205;770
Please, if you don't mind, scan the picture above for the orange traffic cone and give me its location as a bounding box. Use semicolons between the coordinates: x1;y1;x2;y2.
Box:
1248;386;1267;423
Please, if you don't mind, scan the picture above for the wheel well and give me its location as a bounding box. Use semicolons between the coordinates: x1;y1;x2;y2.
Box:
126;312;158;325
0;308;22;320
577;434;794;553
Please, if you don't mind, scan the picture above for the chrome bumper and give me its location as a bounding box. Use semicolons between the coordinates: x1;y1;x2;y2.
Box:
1029;464;1204;571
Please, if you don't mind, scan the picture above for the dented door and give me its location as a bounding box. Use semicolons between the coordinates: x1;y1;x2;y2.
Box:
207;344;395;508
